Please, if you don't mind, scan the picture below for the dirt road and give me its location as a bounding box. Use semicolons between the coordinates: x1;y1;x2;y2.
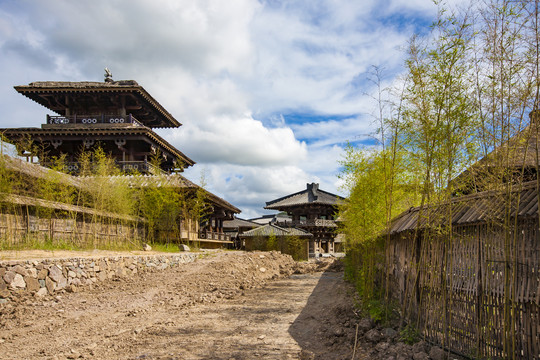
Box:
0;251;359;360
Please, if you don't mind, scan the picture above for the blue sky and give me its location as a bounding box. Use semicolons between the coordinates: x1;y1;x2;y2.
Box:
0;0;467;218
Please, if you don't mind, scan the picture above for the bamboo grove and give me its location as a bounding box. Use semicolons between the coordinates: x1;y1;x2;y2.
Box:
340;1;539;358
0;144;210;251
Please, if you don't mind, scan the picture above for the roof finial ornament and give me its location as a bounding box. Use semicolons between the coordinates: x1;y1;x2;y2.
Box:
104;67;113;82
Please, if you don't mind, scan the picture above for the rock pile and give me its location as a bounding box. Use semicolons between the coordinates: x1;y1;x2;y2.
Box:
352;317;460;360
0;253;197;300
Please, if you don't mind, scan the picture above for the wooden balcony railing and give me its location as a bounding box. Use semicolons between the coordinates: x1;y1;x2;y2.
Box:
117;161;162;175
198;231;232;242
275;219;337;227
49;160;162;175
47;114;144;127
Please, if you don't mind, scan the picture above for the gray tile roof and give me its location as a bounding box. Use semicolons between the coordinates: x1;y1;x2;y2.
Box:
223;217;259;229
240;224;313;237
265;183;344;210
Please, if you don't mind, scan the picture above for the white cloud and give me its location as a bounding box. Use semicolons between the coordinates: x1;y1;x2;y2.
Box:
291;117;373;147
0;0;449;217
183;164;314;219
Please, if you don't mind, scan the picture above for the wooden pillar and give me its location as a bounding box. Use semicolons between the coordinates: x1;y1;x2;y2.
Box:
120;95;126;117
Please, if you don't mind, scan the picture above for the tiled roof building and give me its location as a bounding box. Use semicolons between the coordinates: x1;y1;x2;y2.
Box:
264;183;344;257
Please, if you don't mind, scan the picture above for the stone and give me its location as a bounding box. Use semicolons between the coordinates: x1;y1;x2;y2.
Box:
143;243;152;251
365;328;381;343
48;266;64;283
37;269;48;280
35;288;48;297
412;341;429;354
412;352;429;360
48;266;67;290
178;244;190;252
429;346;446;360
375;342;390;352
10;274;26;289
3;271;16;284
0;282;9;298
383;327;398;340
56;276;68;290
358;317;373;332
0;268;5;278
24;276;40;292
68;270;77;278
299;350;315;360
12;265;28;276
259;267;267;273
333;327;344;337
45;277;56;294
39;279;46;288
26;268;38;278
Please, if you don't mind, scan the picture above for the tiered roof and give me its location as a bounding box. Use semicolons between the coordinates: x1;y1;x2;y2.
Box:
265;183;344;210
2;126;195;168
15;80;180;128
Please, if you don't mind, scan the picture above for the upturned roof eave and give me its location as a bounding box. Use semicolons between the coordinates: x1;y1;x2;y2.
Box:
14;81;181;128
0;127;195;168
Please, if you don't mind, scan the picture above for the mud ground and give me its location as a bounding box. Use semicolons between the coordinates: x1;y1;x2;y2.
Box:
0;251;361;360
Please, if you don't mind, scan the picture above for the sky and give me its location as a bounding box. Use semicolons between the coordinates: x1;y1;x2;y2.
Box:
0;0;465;218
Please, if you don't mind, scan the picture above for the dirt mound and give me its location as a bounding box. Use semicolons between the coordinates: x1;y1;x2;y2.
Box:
0;250;364;359
292;257;344;274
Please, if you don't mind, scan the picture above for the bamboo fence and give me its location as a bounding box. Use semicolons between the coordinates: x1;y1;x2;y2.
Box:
386;182;540;359
0;194;143;248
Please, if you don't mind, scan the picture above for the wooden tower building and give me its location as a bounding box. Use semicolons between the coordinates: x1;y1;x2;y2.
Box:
1;74;194;174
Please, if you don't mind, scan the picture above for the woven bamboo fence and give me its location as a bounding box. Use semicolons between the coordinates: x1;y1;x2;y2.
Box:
0;194;143;248
386;183;540;359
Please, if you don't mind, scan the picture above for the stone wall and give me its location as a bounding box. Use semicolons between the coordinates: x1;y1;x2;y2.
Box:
0;253;197;300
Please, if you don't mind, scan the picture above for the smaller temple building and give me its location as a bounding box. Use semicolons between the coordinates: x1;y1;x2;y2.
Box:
264;183;344;257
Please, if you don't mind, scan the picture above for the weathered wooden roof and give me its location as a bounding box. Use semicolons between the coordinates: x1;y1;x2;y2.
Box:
0;155;238;214
15;80;180;128
389;181;539;234
240;224;313;237
0;127;195;168
453;111;540;191
0;154;84;188
223;217;259;230
102;174;241;214
265;183;344;210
